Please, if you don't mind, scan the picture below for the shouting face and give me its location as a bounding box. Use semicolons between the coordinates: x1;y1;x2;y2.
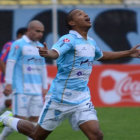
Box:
68;9;91;30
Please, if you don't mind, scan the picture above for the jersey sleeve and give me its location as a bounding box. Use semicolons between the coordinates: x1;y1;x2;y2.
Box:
5;60;16;84
52;35;73;56
8;40;22;61
94;41;103;60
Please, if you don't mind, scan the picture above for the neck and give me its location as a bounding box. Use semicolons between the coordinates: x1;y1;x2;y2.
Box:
26;33;30;39
26;33;33;41
73;28;88;40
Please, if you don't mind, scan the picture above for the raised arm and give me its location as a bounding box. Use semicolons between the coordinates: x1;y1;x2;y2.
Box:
38;42;59;59
100;44;140;60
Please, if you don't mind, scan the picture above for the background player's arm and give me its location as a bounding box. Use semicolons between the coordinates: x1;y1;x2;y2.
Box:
3;60;16;96
99;44;140;60
4;42;21;96
0;60;5;74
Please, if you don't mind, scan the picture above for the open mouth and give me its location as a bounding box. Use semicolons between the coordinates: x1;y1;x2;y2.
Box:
85;18;90;22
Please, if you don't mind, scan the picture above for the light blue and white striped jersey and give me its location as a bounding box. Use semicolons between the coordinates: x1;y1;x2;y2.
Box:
49;30;103;105
6;35;47;95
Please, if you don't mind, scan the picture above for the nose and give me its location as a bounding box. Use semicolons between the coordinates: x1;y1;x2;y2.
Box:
85;14;88;17
39;32;43;37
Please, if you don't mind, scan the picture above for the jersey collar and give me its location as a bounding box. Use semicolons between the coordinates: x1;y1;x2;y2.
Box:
69;30;90;39
22;35;39;44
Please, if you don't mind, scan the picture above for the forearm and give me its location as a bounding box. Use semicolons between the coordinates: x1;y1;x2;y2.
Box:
39;49;59;59
47;50;59;59
100;50;131;60
5;60;15;84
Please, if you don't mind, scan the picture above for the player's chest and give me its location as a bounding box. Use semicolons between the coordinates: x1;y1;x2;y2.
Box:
22;45;39;56
74;44;95;57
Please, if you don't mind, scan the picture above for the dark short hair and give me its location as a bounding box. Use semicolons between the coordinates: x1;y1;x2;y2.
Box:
16;27;27;37
65;9;76;30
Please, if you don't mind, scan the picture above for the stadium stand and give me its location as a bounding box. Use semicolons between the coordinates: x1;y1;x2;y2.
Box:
0;0;52;5
81;0;101;5
2;0;140;6
103;0;122;4
124;0;140;4
18;0;39;5
39;0;52;5
59;0;80;5
0;0;17;5
58;0;123;5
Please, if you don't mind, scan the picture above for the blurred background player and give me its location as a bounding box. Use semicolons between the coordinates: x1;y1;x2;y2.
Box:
0;20;48;140
0;28;27;140
0;27;27;113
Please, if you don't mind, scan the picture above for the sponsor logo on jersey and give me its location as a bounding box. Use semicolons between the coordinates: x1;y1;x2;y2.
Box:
77;71;83;76
80;59;93;66
63;38;70;43
27;66;41;71
65;92;72;96
13;45;19;55
27;57;43;63
15;45;19;49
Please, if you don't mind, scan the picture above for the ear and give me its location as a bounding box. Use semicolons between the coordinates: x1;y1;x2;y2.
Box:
68;20;75;27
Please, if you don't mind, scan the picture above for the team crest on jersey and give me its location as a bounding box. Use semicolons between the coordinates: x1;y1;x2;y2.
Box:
13;45;19;56
63;38;70;43
15;45;19;49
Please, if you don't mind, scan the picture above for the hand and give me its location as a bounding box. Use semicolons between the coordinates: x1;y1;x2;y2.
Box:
37;42;48;57
3;84;12;96
130;44;140;58
42;88;48;102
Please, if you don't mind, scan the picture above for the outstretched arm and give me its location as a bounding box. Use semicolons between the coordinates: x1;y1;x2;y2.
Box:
99;44;140;60
37;42;59;59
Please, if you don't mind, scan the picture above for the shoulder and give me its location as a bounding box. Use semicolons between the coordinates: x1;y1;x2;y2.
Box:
11;38;24;50
88;36;96;42
58;34;75;44
37;42;44;47
88;36;98;46
13;38;23;44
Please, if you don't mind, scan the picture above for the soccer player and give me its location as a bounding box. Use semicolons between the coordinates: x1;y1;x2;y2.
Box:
0;9;140;140
0;27;27;113
0;28;27;140
0;20;48;140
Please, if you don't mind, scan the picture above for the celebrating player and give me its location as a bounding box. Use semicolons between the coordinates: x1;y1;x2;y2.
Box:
0;9;140;140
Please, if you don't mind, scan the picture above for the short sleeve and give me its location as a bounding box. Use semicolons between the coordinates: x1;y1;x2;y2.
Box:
93;41;103;60
8;40;22;61
52;35;73;56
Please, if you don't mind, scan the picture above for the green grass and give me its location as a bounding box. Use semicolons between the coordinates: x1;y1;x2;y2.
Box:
98;107;140;140
1;107;140;140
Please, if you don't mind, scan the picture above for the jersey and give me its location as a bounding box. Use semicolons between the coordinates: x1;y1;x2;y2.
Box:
48;30;103;105
6;35;47;95
0;41;14;83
